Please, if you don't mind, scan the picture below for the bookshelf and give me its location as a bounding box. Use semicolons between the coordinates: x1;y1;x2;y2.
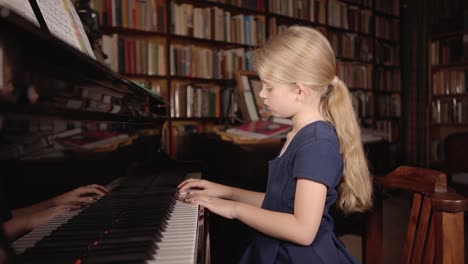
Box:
426;0;468;166
373;0;401;167
94;0;403;161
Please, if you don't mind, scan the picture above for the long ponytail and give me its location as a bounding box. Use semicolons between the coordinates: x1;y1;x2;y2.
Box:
321;78;373;213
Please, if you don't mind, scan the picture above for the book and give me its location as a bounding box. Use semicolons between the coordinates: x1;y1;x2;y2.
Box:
226;119;291;139
0;0;40;27
33;0;96;59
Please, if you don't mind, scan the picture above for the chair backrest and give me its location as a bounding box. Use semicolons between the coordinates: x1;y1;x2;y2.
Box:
364;166;468;264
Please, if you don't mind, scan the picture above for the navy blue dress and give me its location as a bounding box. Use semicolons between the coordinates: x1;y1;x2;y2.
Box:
238;121;359;264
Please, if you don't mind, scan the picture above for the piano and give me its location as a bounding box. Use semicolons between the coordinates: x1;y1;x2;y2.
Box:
12;172;208;264
0;4;209;264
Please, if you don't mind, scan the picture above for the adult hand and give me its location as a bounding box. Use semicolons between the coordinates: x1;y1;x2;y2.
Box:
51;184;108;206
184;194;236;220
177;179;230;199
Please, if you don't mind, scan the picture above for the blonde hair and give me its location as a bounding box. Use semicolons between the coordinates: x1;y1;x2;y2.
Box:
252;26;372;213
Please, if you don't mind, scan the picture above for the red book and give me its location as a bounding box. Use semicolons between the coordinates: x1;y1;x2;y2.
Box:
226;120;291;139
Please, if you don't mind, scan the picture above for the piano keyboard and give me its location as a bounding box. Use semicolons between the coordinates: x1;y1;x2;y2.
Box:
12;171;204;264
12;178;124;255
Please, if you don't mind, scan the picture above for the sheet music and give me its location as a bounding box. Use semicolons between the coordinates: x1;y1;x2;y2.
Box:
0;0;40;27
36;0;96;59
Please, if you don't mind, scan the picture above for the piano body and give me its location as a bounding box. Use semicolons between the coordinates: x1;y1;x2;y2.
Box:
0;4;208;264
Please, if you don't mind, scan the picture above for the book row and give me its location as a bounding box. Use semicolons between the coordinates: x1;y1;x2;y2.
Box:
375;94;401;117
170;46;251;79
127;79;238;120
207;0;265;11
268;0;326;23
432;98;468;124
351;91;374;118
375;119;399;143
375;41;400;66
93;0;167;32
102;35;166;75
100;34;399;82
94;0;397;42
102;36;253;79
336;62;373;89
328;0;372;34
432;70;468;95
375;68;401;91
375;0;400;16
171;3;266;46
375;16;400;41
328;31;373;62
170;83;222;118
430;35;468;65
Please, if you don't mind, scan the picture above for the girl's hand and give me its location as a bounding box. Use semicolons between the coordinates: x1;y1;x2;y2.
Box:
184;194;236;220
28;203;81;230
52;184;108;206
177;179;230;199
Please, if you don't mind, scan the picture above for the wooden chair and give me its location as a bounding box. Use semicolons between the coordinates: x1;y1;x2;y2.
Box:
364;166;468;264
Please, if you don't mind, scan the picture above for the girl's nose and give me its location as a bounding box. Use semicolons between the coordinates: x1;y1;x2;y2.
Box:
259;86;267;99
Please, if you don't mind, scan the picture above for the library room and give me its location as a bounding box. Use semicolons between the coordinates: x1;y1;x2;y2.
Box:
0;0;467;263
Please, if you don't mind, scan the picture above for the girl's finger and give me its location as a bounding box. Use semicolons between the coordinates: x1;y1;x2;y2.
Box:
88;184;108;193
178;182;199;192
73;197;98;203
64;204;82;211
88;187;107;196
78;186;106;196
177;178;198;189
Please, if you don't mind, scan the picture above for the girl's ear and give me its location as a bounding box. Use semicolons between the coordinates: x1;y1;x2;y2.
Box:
296;82;311;99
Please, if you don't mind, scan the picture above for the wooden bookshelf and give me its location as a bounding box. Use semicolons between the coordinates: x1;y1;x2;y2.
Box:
428;30;468;165
373;0;401;167
94;0;403;160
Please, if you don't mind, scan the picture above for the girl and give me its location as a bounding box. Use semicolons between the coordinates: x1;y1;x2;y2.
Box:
178;25;373;264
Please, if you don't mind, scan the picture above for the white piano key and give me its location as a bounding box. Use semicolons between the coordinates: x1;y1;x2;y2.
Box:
147;200;199;264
